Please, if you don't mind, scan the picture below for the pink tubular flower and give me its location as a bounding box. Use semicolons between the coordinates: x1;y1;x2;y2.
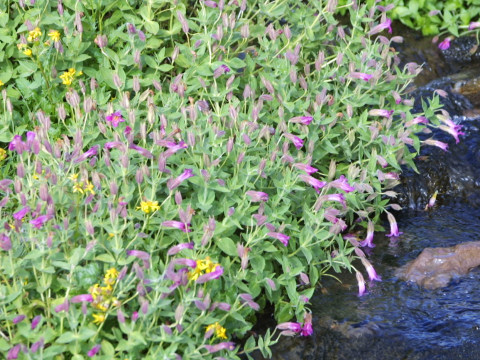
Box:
294;163;318;174
369;109;394;118
422;139;448;151
360;257;381;282
213;65;230;79
368;17;392;35
104;141;125;150
328;175;355;193
277;322;302;333
405;116;428;127
360;220;375;248
171;258;197;268
71;294;94;303
239;293;260;310
87;344;101;357
7;344;21;360
324;193;346;207
54;300;69;313
129;144;153;159
301;312;313;336
105;111;125;127
126;250;151;268
385;211;403;237
13;206;30;220
167;169;195;190
356;271;366;296
246;190;268;202
289;116;313;125
162;220;191;233
73;145;99;164
196;265;224;283
350;72;373;81
31;338;44;353
13;315;26;324
31;315;42;330
0;233;12;251
267;232;290;246
205;341;236;353
299;174;327;191
30;215;51;229
439;124;464;144
167;242;194;256
284;133;304;150
469;21;480;30
438;37;451;50
204;0;218;8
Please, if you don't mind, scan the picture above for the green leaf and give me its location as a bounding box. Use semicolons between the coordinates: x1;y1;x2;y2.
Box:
56;331;78;343
216;237;237;257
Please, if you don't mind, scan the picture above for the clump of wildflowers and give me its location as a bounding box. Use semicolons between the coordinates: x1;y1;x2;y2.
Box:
88;268;120;323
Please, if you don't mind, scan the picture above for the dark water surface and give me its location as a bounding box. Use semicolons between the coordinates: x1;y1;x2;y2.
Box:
255;205;480;359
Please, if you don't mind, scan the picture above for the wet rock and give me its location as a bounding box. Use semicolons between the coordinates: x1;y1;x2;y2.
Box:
452;66;480;106
440;36;480;64
396;241;480;289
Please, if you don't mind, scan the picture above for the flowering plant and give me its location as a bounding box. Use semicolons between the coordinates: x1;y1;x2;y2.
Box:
0;0;450;359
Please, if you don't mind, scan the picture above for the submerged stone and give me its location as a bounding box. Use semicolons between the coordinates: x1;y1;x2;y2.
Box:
396;241;480;289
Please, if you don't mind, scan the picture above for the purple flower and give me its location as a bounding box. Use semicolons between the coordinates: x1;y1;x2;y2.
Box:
127;250;151;268
13;206;30;220
196;265;224;283
87;344;101;357
356;271;366;296
284;133;304;150
422;139;448;151
469;21;480;30
239;293;260;310
427;190;438;209
376;155;388;168
368;109;394;118
213;65;231;79
167;242;194;256
171;258;197;268
30;215;51;229
385;211;403;237
0;233;12;251
277;322;302;333
289;116;313;125
361;258;382;282
12;315;26;324
129;144;153;159
7;344;21;360
31;315;42;330
368;18;392;35
54;300;70;312
350;72;373;81
301;313;313;336
360;220;375;248
73;145;99;164
293;163;318;175
167;169;195;190
438;37;451;50
439;124;464;144
246;190;268;202
105;111;125;127
71;294;94;303
31;338;44;353
204;342;236;353
9;135;26;154
267;232;290;246
328;175;355;193
162;220;191;233
299;174;327;191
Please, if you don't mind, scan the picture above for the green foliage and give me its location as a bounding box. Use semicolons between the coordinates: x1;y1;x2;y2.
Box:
0;0;446;359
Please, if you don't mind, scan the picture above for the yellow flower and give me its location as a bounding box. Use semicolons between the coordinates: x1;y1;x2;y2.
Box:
23;48;32;57
188;267;202;281
48;30;61;42
0;80;4;88
59;68;76;85
206;322;228;340
0;148;6;161
188;257;220;280
92;313;105;325
137;200;160;214
68;173;79;182
27;27;42;42
84;181;95;195
104;268;119;285
72;182;84;194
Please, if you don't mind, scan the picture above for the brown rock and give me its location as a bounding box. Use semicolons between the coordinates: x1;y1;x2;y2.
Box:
395;241;480;289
